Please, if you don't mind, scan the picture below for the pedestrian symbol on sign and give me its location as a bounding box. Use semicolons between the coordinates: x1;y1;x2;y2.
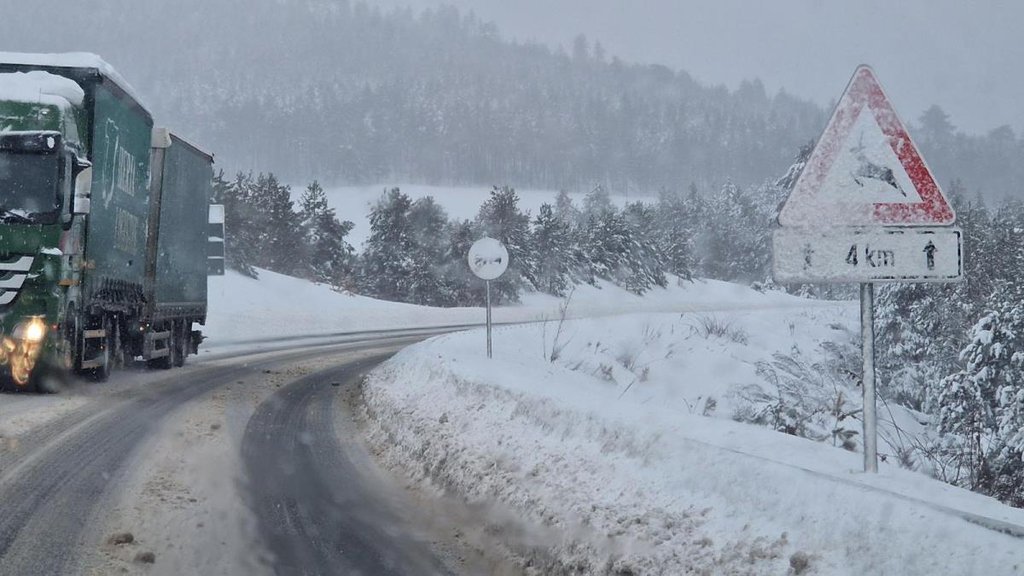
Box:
803;244;814;270
924;241;937;270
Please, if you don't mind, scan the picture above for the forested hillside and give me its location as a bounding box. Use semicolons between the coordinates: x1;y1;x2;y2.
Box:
2;0;814;190
2;1;1020;198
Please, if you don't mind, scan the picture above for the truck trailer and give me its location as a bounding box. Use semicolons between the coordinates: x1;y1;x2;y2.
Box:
0;53;212;389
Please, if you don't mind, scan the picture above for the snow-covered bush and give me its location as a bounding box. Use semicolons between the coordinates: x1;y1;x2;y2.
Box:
733;340;860;450
935;302;1024;506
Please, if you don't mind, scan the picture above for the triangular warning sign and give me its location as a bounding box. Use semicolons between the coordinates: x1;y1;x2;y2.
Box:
778;65;955;227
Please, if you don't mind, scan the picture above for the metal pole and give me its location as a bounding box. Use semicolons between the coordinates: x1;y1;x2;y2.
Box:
486;280;492;359
861;282;878;473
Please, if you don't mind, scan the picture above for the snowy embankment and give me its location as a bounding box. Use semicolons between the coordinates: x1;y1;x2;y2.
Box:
202;267;814;348
362;293;1024;575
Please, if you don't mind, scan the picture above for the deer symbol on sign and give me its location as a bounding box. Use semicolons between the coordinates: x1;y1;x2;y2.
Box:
849;133;906;197
474;255;503;269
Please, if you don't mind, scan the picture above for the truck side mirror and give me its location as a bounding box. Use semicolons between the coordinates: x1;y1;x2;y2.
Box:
73;167;93;215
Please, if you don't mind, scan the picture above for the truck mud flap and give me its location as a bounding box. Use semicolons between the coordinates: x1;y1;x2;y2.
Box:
79;329;108;369
143;330;171;360
190;330;203;354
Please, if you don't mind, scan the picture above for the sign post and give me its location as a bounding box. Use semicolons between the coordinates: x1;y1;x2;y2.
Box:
468;237;509;359
860;282;877;473
772;65;963;473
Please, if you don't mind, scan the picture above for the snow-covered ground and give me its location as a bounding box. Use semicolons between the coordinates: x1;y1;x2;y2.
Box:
362;298;1024;575
320;184;656;249
202;267;815;347
10;253;1021;574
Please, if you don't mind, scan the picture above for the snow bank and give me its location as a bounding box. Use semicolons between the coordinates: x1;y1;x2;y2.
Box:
363;308;1024;575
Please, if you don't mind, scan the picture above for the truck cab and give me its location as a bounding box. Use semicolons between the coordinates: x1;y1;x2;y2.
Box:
0;71;92;386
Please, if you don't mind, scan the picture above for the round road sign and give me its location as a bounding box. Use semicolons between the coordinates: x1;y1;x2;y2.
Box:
468;237;509;280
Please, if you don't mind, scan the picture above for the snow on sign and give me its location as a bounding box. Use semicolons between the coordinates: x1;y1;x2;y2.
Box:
778;65;955;227
773;227;962;283
468;237;509;281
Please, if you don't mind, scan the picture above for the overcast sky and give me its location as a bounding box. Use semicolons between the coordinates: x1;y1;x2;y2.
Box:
373;0;1023;135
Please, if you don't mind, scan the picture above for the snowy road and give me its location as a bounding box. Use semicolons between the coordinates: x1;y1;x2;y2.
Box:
242;354;453;576
0;330;478;575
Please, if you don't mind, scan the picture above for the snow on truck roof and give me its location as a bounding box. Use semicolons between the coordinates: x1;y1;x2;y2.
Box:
0;52;145;108
0;70;85;110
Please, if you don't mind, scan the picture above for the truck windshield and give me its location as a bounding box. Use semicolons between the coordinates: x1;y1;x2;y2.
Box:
0;150;61;225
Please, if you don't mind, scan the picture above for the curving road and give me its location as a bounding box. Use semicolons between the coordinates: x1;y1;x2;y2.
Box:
0;329;471;575
242;355;452;576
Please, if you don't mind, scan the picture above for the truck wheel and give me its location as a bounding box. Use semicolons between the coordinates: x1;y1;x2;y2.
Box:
28;362;59;394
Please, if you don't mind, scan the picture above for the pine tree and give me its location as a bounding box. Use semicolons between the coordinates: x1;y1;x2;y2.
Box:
210;169;229;204
406;196;449;305
580;208;629;284
621;202;667;294
532;203;572;296
694;182;763;281
299;180;355;287
360;188;415;300
654;188;694;281
581;184;613;218
553;191;592;285
876;282;960;410
249;173;306;276
440;219;484;306
554;190;580;223
476;186;535;303
221;172;260;278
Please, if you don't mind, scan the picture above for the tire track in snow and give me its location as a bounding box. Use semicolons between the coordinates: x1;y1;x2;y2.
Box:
242;354;455;576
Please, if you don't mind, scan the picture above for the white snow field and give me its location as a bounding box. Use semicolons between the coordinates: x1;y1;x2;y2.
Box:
362;300;1024;575
202;266;815;347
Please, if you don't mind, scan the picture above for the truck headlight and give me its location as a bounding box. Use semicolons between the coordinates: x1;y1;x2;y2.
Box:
14;316;48;343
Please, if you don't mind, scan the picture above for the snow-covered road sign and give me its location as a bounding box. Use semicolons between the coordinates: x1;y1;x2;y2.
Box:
778;65;955;227
468;237;508;359
772;227;962;283
772;65;964;474
468;237;509;281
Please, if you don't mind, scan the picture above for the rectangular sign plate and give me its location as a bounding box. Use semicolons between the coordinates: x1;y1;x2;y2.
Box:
772;227;962;283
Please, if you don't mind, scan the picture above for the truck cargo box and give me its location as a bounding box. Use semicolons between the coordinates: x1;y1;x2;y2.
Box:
146;130;212;324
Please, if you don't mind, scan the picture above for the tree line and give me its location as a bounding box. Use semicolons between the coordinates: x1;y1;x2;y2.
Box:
215;172;791;306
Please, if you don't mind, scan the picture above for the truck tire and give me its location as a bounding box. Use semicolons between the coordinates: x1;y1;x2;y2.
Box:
27;362;59;394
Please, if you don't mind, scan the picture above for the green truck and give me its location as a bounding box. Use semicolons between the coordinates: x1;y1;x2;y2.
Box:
0;53;212;390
